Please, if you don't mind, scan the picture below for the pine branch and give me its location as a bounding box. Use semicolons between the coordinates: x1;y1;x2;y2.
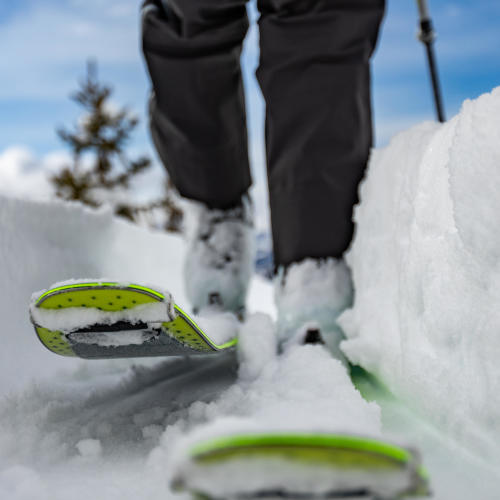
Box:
50;60;183;232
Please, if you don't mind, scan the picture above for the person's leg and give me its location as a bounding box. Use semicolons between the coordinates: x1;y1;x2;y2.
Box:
256;0;385;269
141;0;251;210
141;0;254;314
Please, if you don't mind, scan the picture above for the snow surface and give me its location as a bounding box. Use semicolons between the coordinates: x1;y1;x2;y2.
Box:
193;310;240;346
2;88;500;499
340;87;500;468
167;314;383;496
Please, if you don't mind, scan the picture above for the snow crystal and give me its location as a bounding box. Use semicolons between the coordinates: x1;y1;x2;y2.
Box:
141;425;164;441
30;301;175;334
30;278;176;335
275;259;353;329
76;439;102;458
0;465;49;500
340;86;500;465
237;312;277;381
193;309;240;345
69;329;160;347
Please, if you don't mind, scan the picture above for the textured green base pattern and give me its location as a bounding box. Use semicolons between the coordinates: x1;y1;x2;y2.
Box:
31;282;237;359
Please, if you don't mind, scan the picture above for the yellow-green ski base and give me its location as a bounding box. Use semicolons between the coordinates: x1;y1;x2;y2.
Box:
173;433;430;499
35;326;75;357
31;282;237;359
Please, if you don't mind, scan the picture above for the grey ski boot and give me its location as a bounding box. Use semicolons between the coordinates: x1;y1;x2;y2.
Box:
275;258;353;361
184;195;254;317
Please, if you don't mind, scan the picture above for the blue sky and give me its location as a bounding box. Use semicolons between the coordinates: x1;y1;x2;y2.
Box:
1;0;499;224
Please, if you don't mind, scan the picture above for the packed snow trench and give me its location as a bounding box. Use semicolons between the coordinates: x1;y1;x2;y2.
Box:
1;88;500;499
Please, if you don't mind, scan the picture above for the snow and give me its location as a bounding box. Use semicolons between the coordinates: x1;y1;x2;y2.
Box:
0;147;63;201
31;301;174;333
69;329;159;347
174;314;380;441
76;439;102;458
340;87;500;467
275;258;352;331
167;314;381;495
2;87;500;499
193;310;240;346
0;195;186;397
184;198;254;314
274;258;353;360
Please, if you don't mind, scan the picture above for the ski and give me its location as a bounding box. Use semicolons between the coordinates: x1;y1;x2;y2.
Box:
29;281;431;498
171;432;430;499
29;281;237;359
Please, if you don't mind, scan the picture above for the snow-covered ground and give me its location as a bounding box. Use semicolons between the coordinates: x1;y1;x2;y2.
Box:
1;88;500;499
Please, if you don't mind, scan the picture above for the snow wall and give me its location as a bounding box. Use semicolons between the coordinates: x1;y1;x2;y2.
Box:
0;195;272;397
0;196;186;396
0;196;377;500
340;87;500;464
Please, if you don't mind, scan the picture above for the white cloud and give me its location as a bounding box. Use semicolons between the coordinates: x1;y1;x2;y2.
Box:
0;145;175;210
0;146;66;200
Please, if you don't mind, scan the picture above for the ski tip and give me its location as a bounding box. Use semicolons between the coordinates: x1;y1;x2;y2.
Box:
29;281;238;359
172;432;431;499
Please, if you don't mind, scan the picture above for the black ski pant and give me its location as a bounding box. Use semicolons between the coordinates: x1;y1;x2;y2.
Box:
141;0;385;269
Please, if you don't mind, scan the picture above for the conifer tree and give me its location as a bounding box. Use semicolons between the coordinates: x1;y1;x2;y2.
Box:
51;61;183;232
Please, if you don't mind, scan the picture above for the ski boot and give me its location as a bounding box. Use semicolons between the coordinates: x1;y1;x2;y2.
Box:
274;258;353;360
184;195;254;318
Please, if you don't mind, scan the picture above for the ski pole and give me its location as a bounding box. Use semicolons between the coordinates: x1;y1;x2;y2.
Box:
415;0;446;122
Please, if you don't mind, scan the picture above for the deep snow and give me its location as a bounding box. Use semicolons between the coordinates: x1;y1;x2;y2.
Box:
1;88;500;499
340;87;500;467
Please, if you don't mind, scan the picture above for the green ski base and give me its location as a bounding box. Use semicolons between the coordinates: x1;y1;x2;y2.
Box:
173;432;430;499
30;282;237;359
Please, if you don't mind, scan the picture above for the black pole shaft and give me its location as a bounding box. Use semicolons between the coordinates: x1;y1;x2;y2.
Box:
423;39;445;123
416;0;446;122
